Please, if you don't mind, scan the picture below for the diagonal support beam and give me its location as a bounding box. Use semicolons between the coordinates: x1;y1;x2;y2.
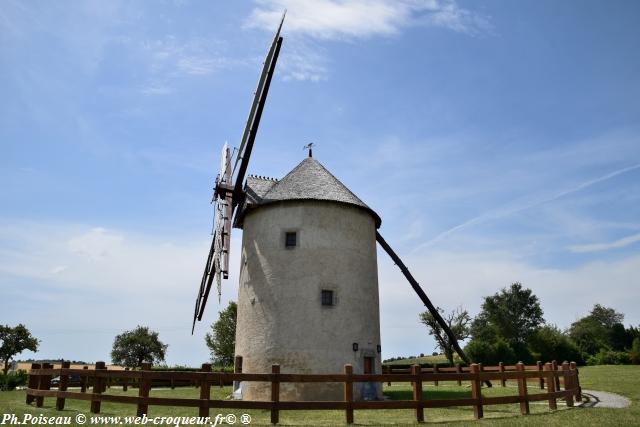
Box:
376;231;491;387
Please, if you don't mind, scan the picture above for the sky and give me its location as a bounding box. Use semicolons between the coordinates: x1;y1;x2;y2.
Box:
1;0;639;367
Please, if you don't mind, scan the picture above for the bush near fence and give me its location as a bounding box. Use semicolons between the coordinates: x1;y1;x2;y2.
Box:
26;360;581;424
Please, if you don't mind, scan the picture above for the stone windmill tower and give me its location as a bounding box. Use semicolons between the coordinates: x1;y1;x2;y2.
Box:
193;14;476;402
233;154;383;401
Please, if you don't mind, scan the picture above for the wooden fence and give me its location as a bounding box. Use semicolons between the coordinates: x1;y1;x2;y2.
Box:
26;361;581;424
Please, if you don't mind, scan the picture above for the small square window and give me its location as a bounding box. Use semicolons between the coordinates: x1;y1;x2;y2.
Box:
285;231;297;248
321;289;334;306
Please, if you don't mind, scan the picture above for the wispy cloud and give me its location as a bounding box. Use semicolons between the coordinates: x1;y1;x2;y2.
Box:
280;39;329;81
139;36;246;94
569;233;640;253
416;163;640;250
245;0;491;81
0;221;242;364
247;0;491;39
378;248;640;356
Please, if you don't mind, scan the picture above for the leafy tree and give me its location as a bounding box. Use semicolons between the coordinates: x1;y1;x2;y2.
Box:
630;337;640;365
609;323;629;351
470;282;545;346
589;304;624;328
0;324;39;374
465;338;517;365
205;301;237;367
569;304;626;355
568;317;607;355
419;306;471;366
528;325;583;364
111;326;167;368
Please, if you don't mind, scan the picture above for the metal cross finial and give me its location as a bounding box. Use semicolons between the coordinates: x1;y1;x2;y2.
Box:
303;142;314;157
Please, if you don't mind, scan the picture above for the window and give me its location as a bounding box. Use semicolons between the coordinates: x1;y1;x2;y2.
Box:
285;231;297;248
321;289;334;306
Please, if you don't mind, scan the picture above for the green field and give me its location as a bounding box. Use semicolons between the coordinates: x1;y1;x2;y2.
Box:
384;355;460;366
1;365;637;425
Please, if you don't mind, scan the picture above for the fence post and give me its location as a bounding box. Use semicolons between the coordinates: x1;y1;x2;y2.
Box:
90;361;106;413
499;362;506;387
36;363;53;408
81;366;89;393
431;364;438;387
544;362;557;410
270;364;280;425
470;364;483;419
551;360;560;391
456;363;462;386
570;362;581;401
516;362;529;415
344;364;354;424
26;363;40;404
56;361;71;410
199;363;211;418
411;365;424;422
537;361;544;389
383;365;391;387
137;363;152;416
561;362;574;407
123;368;129;392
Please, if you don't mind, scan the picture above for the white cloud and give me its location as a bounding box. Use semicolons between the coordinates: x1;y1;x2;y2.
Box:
68;227;124;260
569;233;640;253
379;248;640;357
280;39;330;81
415;162;640;250
138;36;245;94
245;0;491;82
2;220;638;364
246;0;490;39
0;221;242;365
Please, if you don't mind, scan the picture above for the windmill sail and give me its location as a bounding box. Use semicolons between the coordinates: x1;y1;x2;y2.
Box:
192;13;285;333
233;11;286;177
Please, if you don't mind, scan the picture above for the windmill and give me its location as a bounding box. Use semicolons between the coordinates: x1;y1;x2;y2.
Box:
192;14;478;392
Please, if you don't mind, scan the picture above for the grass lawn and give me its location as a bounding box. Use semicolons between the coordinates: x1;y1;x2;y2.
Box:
1;365;637;425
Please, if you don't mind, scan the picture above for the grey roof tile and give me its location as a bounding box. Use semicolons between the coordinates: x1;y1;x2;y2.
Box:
236;157;381;228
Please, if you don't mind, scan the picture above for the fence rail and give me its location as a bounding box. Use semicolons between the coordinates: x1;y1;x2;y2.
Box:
26;361;581;424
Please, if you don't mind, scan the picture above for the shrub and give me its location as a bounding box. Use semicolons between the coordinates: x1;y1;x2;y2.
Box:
528;325;584;365
0;370;28;391
586;349;631;365
465;338;517;365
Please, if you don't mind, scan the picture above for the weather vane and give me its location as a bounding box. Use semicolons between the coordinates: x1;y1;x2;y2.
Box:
303;142;314;157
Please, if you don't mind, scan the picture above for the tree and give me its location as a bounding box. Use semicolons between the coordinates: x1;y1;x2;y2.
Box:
0;324;39;374
589;304;624;328
419;306;471;366
528;325;583;365
630;337;640;365
110;326;167;368
470;282;544;346
569;304;627;355
205;301;237;367
465;337;517;365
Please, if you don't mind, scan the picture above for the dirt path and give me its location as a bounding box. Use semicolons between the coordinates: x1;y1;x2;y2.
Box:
579;389;631;408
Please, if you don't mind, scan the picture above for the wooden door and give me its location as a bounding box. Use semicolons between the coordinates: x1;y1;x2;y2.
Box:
364;356;374;374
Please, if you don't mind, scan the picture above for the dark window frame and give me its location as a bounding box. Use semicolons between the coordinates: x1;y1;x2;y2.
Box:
285;231;297;249
321;289;335;306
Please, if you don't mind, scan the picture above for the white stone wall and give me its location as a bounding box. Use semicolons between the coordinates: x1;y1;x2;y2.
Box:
234;200;382;401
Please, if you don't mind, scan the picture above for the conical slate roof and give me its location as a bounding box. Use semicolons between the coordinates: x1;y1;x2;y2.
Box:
235;157;381;228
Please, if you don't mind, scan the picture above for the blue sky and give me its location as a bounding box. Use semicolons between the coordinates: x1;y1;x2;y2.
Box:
2;0;639;366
